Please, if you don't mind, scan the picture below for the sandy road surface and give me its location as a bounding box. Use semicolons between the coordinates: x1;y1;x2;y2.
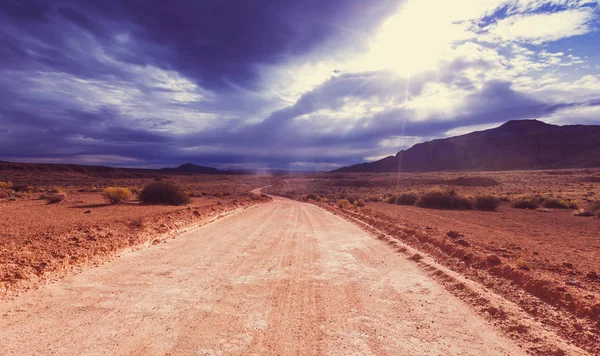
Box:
1;197;525;355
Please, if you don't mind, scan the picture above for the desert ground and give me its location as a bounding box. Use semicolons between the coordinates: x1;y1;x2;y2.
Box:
1;168;599;355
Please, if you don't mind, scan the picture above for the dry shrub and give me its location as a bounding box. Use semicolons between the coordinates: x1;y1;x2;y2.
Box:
305;193;320;201
383;196;396;204
139;181;190;205
590;201;600;217
573;208;594;217
416;188;473;210
103;187;132;204
542;199;568;209
48;186;65;194
447;177;500;187
0;181;13;189
0;189;10;199
46;193;66;204
338;199;351;209
512;198;539;210
353;199;365;207
395;192;418;205
474;195;500;211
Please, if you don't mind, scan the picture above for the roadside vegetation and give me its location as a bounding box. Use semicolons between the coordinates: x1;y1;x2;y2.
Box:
139;181;191;205
103;187;132;204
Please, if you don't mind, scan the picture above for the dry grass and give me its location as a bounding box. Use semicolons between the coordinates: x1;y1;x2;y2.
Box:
103;187;132;204
338;199;351;209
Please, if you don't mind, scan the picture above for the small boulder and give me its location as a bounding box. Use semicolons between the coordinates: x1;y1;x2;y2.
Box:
565;278;580;287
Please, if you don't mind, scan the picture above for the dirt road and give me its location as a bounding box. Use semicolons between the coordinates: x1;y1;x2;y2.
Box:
1;197;527;355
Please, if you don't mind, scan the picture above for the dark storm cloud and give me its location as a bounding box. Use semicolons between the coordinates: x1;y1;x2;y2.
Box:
1;0;599;170
0;0;399;89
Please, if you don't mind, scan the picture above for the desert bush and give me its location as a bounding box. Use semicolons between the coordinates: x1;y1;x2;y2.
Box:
139;181;190;205
0;181;13;189
383;195;396;204
415;188;473;210
590;201;600;214
542;199;568;209
474;194;500;211
48;186;65;194
512;198;539;210
560;199;579;209
573;208;593;217
46;193;66;204
447;177;500;187
305;193;320;201
395;192;418;205
103;187;132;204
338;199;351;209
353;199;365;207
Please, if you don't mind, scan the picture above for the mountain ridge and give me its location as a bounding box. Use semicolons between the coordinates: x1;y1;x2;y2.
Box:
331;120;600;173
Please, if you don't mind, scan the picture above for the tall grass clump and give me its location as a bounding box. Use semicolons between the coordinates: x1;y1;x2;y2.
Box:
103;187;132;204
415;188;473;210
474;194;500;211
139;181;190;205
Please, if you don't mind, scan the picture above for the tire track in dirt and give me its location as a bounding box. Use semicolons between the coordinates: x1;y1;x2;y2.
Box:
0;197;548;355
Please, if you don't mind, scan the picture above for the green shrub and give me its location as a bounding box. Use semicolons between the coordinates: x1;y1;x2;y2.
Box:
474;194;500;211
415;188;473;210
139;181;190;205
103;187;132;204
395;192;418;205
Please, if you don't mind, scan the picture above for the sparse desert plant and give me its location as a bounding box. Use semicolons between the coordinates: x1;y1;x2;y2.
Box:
353;199;365;207
395;192;418;205
573;208;593;217
305;193;320;201
103;187;132;204
590;201;600;217
542;198;568;209
46;193;66;204
560;199;579;209
0;189;10;199
48;186;65;194
338;199;351;209
0;181;13;189
512;198;539;210
139;181;190;205
415;188;473;210
474;194;500;211
383;195;396;204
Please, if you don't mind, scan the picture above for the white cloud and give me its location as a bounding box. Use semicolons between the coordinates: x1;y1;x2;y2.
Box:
484;8;596;44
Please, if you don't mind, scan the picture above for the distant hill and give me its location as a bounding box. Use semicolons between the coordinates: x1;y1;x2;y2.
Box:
0;161;236;177
160;163;232;175
332;120;600;173
0;161;155;177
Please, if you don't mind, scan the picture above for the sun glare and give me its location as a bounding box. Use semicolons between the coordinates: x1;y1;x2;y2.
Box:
355;0;476;77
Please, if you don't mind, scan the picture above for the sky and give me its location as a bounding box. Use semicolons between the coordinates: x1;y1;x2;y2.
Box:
1;0;599;170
